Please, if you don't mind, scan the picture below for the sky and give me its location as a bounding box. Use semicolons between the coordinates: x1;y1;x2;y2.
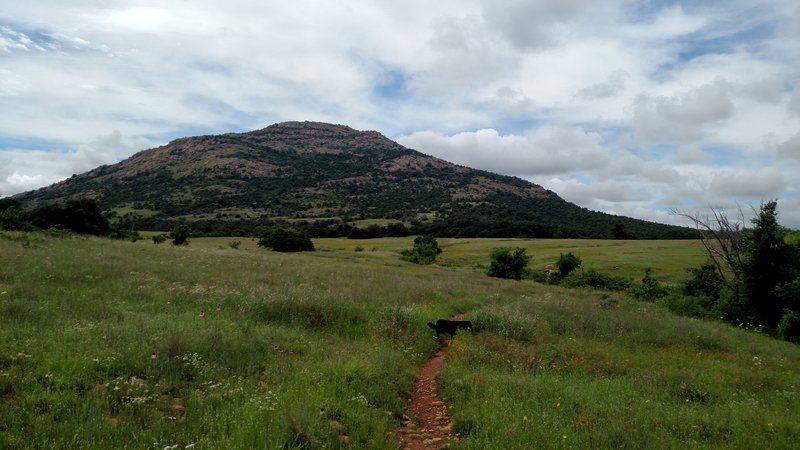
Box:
2;0;799;228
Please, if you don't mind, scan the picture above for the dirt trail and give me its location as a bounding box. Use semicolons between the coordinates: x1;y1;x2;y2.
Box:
396;318;464;449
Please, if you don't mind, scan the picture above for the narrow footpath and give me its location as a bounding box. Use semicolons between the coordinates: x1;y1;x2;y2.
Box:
396;316;466;449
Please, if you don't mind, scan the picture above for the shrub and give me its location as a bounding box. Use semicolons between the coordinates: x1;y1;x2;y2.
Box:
561;268;631;291
486;247;530;280
684;263;724;299
777;310;800;344
152;234;167;244
629;268;669;301
0;204;24;231
400;235;441;265
257;226;314;252
556;252;582;277
228;240;241;249
170;225;191;246
660;294;720;320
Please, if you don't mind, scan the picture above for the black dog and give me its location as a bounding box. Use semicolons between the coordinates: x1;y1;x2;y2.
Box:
427;319;472;337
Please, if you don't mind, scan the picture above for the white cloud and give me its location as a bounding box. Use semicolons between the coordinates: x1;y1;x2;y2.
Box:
0;131;150;197
777;132;800;160
633;78;735;143
789;82;800;116
482;0;593;51
576;70;629;100
710;168;786;198
398;126;609;176
672;145;711;164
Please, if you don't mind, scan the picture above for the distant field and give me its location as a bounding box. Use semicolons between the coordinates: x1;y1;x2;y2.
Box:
1;232;797;449
310;237;705;285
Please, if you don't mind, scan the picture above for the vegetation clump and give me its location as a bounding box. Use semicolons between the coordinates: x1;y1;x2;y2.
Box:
170;225;191;246
677;200;800;338
629;268;669;301
401;235;442;264
556;252;582;277
257;225;315;252
486;247;531;280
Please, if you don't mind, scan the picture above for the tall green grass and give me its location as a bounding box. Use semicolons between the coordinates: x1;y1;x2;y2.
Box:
441;293;800;448
1;232;798;449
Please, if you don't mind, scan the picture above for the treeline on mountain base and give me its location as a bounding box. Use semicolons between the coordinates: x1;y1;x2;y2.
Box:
3;194;698;241
0;198;113;236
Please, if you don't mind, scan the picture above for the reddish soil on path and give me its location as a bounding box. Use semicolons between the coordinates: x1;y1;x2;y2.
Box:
396;345;459;449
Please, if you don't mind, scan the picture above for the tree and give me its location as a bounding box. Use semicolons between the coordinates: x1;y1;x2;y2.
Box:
677;201;800;332
611;220;632;239
170;225;191;246
556;252;582;277
257;226;314;252
683;263;724;300
401;235;441;264
674;206;748;311
487;247;530;280
27;199;110;235
740;200;799;328
0;198;24;231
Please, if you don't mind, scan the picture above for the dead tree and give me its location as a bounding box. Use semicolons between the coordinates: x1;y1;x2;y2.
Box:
672;206;748;304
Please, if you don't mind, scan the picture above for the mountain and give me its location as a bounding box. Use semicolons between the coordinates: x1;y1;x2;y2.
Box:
14;121;696;239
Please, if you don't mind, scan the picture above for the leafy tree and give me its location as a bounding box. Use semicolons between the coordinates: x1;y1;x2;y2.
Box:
556;252;582;277
257;226;314;252
0;199;24;230
683;263;724;300
777;310;800;344
28;199;109;235
401;235;441;264
487;247;530;280
170;225;191;246
63;199;110;235
740;200;799;328
611;220;632;239
676;201;800;331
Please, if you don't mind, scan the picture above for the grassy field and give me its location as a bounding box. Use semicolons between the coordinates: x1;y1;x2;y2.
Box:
1;233;798;449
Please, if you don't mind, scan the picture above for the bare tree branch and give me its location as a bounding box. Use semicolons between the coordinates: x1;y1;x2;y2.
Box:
671;206;747;303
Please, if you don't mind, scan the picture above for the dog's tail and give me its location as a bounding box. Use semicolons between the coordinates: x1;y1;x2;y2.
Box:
427;322;436;330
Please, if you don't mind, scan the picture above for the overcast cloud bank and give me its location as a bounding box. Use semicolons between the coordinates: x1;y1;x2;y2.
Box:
2;0;799;227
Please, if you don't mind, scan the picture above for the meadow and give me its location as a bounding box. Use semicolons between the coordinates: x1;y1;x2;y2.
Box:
1;233;798;449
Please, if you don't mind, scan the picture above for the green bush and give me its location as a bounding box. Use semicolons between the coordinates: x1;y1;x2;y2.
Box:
152;234;167;244
660;294;720;320
170;225;191;246
778;310;800;344
629;268;669;301
486;247;530;280
400;235;441;264
556;252;582;277
561;268;631;291
257;226;315;252
684;263;724;299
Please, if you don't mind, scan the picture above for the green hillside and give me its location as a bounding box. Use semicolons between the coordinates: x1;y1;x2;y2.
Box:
1;232;797;448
